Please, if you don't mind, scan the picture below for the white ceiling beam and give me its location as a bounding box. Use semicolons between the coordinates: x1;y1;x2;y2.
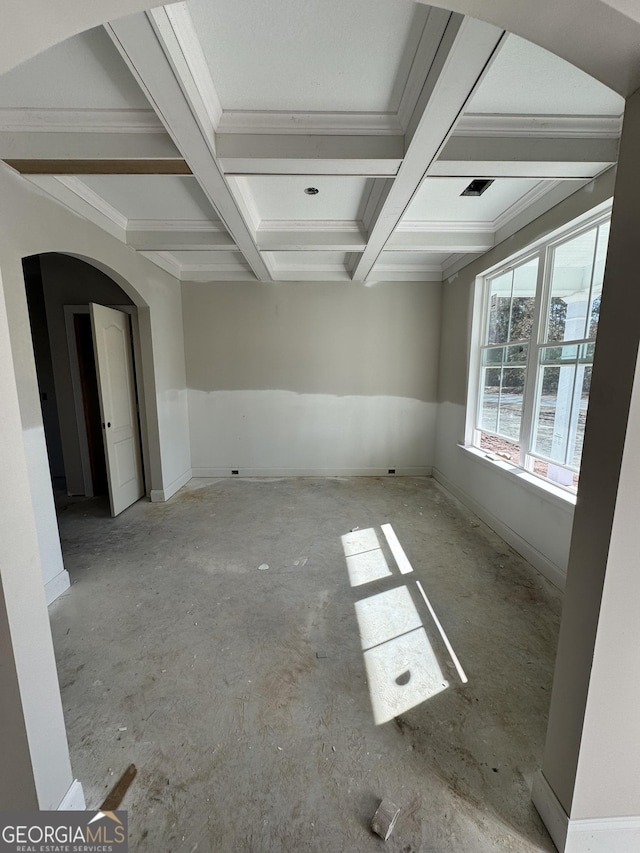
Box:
256;226;367;252
352;14;505;282
217;111;402;136
105;11;271;281
216;134;403;177
126;227;237;251
386;229;494;253
0;131;181;161
433;135;619;178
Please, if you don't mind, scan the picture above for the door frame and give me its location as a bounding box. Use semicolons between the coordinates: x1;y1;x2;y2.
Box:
64;304;150;498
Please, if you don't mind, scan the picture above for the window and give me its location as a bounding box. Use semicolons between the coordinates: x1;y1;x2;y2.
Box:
469;211;611;493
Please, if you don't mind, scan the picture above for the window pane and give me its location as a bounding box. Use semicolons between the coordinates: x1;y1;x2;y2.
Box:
497;367;525;440
572;366;592;468
546;228;597;342
483;344;527;366
509;258;538;342
487;271;513;344
479;367;500;432
533;364;577;462
588;220;610;339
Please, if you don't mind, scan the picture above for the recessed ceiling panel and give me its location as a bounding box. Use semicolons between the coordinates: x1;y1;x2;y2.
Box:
467;34;624;116
189;0;429;112
79;176;218;222
0;28;150;110
403;178;543;223
239;176;372;222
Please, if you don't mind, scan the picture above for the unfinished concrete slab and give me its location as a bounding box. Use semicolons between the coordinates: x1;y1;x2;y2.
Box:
49;477;560;851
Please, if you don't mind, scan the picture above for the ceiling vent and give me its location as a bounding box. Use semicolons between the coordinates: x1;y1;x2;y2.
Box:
461;179;494;197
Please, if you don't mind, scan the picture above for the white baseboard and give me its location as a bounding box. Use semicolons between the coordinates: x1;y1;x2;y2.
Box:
150;468;192;502
532;769;640;853
566;815;640;852
190;467;433;478
57;779;85;811
45;569;70;605
532;770;569;851
432;467;566;590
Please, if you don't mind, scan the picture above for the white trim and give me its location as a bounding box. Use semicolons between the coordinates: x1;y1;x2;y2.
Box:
155;3;223;130
396;7;453;132
566;816;640;853
217;111;402;136
149;468;192;502
25;176;127;241
432;463;568;590
257;220;364;233
191;467;433;478
366;270;443;282
532;770;569;852
532;771;640;853
52;177;128;231
126;218;225;232
139;251;182;278
492;180;562;232
57;779;86;811
397;220;495;234
45;569;71;605
455;113;623;139
0;107;164;133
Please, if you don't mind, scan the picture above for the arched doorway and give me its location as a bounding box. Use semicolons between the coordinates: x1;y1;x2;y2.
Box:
23;253;147;514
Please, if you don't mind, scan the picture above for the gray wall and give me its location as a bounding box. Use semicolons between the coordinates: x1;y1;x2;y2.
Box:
183;279;441;475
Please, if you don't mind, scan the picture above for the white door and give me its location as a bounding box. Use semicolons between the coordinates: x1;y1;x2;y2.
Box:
90;303;144;516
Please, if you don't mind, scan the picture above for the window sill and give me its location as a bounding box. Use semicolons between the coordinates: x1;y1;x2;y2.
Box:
457;444;577;512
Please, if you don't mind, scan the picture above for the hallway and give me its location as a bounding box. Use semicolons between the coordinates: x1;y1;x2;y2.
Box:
49;477;559;851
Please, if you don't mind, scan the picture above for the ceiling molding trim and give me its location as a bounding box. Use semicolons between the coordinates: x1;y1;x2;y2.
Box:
54;175;129;230
23;174;128;241
491;179;562;231
396;220;495;233
0;108;165;134
397;7;453;132
139;250;182;277
257;220;364;233
455;113;624;139
106;13;271;280
217;111;402;136
126;218;227;232
155;3;223;131
352;16;505;281
366;269;443;282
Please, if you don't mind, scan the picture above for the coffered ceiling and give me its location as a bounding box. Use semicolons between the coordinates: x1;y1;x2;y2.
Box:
0;1;624;283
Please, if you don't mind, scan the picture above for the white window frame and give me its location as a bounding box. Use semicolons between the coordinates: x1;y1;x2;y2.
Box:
465;204;612;492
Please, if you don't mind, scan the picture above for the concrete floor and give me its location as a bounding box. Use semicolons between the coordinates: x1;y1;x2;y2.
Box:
50;477;561;852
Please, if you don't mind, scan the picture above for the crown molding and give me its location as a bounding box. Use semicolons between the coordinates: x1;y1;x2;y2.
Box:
396;219;495;234
396;7;453;132
126;218;226;232
139;250;182;277
0;108;165;134
454;113;623;139
153;3;223;131
492;179;562;231
257;220;364;233
217;111;402;136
